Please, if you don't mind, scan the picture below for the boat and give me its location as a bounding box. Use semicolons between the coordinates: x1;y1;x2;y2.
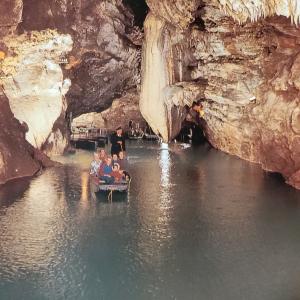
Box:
127;129;144;140
128;132;144;140
90;175;130;201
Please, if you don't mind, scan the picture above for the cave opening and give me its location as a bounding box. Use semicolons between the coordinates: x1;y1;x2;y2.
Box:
191;4;206;31
123;0;149;28
191;16;206;31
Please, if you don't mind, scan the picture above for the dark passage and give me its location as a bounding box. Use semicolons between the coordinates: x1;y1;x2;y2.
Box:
123;0;149;28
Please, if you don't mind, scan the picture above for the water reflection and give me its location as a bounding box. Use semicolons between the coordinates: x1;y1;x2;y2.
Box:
159;143;172;205
0;171;66;277
80;171;90;207
0;178;30;208
0;143;300;300
159;143;170;188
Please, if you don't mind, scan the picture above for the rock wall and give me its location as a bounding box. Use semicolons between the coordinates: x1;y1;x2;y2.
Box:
140;13;204;141
20;0;142;117
1;0;142;154
141;0;300;189
73;90;146;131
101;90;146;130
217;0;300;24
1;0;299;190
197;5;300;189
0;89;55;185
1;30;72;153
146;0;202;29
0;0;22;37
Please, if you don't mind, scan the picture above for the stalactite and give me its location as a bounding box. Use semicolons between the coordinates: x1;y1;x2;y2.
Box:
217;0;300;25
140;13;203;142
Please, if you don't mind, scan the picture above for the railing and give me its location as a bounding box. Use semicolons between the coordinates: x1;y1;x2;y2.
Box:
71;128;110;141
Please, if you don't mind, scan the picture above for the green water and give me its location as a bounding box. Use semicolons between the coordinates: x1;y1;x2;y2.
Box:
0;141;299;300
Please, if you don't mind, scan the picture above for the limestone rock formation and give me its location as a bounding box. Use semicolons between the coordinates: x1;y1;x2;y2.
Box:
72;113;105;129
0;0;22;37
1;0;299;191
146;0;202;29
20;0;142;116
141;0;300;189
65;0;142;116
1;0;141;155
73;90;146;131
140;13;204;141
194;3;300;189
1;30;73;154
101;90;146;130
217;0;300;24
0;90;55;185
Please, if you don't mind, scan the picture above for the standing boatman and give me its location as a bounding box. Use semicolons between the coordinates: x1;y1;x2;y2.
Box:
110;126;126;156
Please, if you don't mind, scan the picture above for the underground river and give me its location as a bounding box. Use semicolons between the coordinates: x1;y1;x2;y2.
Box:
0;141;300;300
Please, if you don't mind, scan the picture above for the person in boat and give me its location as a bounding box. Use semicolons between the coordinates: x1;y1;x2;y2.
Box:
112;153;119;166
110;126;126;156
90;151;102;177
118;151;128;171
111;163;124;182
98;156;115;184
98;148;107;162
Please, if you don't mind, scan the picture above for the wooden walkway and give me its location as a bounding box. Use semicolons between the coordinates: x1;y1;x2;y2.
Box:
71;128;110;149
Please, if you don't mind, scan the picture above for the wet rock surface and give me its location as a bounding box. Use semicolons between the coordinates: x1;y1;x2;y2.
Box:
1;0;141;149
72;90;146;131
1;30;72;152
0;90;55;185
217;0;300;24
20;0;141;117
101;90;146;130
140;13;204;141
146;0;202;29
0;0;142;183
197;4;300;189
0;0;22;37
141;0;300;189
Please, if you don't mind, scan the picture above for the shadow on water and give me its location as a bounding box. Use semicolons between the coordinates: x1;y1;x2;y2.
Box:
94;191;129;203
0;178;31;208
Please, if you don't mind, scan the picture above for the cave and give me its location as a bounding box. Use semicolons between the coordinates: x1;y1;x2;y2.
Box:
0;0;298;188
123;0;149;28
0;2;300;298
0;0;299;188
